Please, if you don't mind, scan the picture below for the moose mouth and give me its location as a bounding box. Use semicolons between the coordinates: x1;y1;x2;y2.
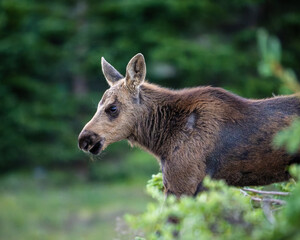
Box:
89;140;103;155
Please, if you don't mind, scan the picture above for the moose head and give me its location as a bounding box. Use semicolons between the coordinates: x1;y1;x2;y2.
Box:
78;53;146;154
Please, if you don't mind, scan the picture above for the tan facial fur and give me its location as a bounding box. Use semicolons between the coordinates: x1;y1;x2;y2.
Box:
78;53;146;154
82;81;137;150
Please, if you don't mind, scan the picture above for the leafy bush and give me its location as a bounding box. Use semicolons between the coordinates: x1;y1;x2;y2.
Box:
126;167;300;240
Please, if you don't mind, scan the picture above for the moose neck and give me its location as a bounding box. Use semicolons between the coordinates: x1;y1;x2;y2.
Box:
129;83;179;158
128;83;248;159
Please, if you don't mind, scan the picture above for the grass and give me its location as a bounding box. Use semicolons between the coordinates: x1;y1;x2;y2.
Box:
0;171;152;240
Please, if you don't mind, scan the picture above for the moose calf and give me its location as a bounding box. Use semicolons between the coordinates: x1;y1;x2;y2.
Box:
78;53;300;197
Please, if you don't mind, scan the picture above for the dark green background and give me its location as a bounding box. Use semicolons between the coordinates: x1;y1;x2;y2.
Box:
1;0;300;178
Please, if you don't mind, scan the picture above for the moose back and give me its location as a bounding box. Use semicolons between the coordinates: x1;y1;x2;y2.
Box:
78;53;300;197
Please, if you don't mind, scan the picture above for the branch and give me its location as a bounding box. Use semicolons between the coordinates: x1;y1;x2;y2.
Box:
242;187;290;196
240;189;286;205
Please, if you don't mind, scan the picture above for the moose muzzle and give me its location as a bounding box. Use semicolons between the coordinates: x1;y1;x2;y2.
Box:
78;130;104;155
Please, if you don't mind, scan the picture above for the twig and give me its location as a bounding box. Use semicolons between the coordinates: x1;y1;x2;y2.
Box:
240;189;248;197
240;189;286;205
242;187;290;196
251;196;286;205
272;206;284;212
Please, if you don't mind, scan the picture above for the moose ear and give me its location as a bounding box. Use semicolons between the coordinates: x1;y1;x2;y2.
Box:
125;53;146;92
101;57;124;87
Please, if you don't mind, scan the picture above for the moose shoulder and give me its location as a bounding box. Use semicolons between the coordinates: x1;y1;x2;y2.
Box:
78;53;300;197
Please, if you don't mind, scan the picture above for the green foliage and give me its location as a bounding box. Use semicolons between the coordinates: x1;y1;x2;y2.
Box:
273;118;300;154
126;166;300;240
257;29;281;77
0;0;89;171
128;175;261;240
257;29;300;94
267;165;300;240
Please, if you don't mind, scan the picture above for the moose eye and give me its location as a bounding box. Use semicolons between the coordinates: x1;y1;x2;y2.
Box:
105;103;120;120
106;105;118;115
109;105;117;112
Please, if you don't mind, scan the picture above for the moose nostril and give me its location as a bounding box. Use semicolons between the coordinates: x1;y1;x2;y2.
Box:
78;135;91;151
78;138;86;150
81;140;89;151
78;130;99;151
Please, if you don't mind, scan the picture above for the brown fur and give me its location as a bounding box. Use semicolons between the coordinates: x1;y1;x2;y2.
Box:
78;54;300;197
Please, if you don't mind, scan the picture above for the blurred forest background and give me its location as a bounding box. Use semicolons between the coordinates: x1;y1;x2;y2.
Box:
1;0;300;239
